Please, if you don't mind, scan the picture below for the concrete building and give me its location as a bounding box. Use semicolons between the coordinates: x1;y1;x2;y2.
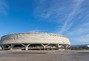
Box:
0;32;70;50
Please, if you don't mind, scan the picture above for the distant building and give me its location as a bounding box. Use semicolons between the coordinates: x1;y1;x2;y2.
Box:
0;32;70;50
70;44;89;50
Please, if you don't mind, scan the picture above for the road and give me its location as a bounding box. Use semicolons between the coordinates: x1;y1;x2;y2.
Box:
0;50;89;61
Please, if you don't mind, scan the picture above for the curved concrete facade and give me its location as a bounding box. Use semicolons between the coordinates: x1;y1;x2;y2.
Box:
0;32;70;50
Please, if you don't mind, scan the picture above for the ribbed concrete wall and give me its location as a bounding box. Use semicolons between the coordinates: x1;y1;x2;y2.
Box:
0;32;70;45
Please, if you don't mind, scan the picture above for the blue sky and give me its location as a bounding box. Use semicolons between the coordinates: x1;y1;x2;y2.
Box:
0;0;89;45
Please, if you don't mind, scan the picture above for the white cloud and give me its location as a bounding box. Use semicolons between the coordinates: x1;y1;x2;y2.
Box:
33;0;71;23
59;0;84;34
0;0;8;16
71;34;89;44
33;0;89;44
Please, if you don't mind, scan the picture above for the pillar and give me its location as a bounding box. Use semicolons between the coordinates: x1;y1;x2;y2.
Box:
41;44;49;50
22;44;30;51
10;44;14;50
25;46;28;51
1;45;4;50
57;44;59;49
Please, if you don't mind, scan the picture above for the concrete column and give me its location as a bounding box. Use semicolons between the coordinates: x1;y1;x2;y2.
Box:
41;44;49;50
25;46;28;51
63;45;67;49
57;44;63;49
10;44;14;50
64;45;69;49
1;45;4;50
57;44;59;49
22;44;30;51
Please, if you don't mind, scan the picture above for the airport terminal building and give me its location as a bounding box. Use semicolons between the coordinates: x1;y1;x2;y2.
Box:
0;32;70;50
